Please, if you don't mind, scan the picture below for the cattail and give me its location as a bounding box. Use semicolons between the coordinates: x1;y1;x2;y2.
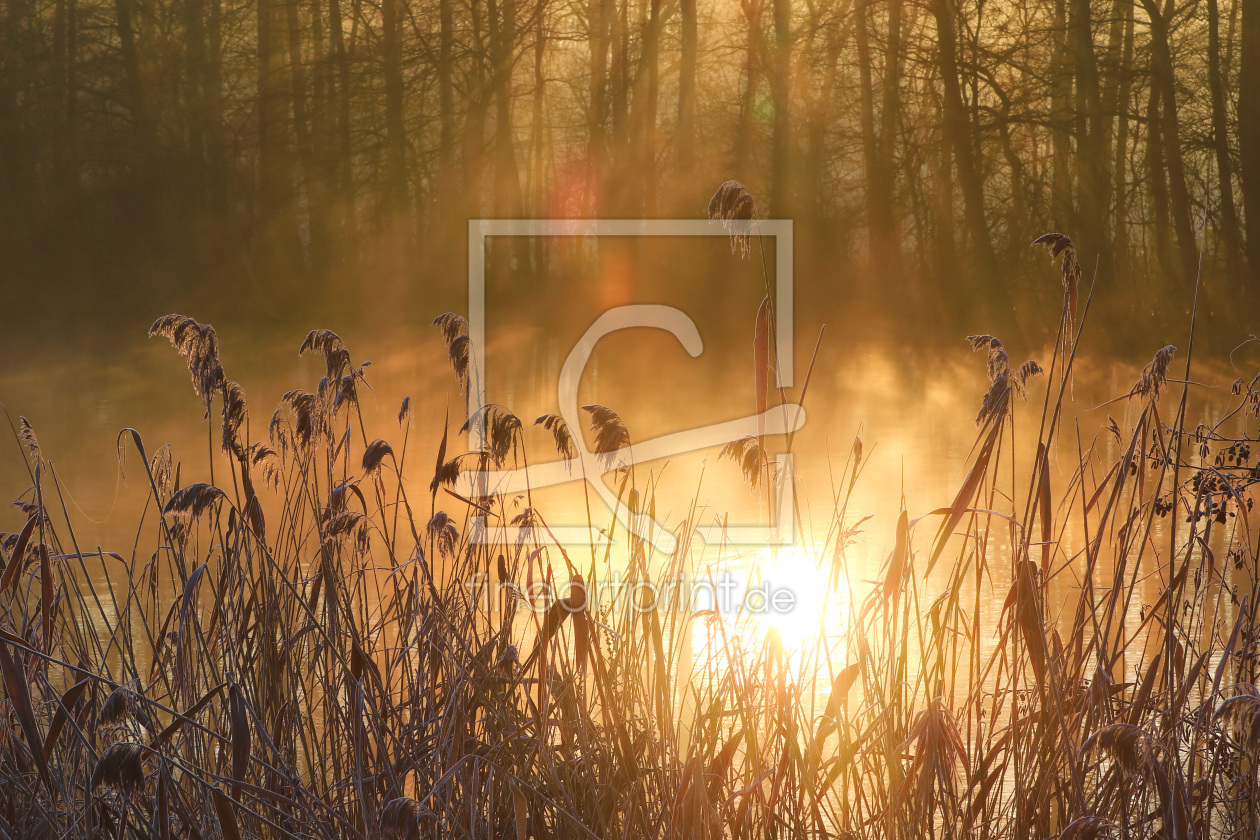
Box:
427;512;459;558
91;742;146;796
149;315;225;416
707;180;757;256
362;439;395;474
535;414;577;465
1214;692;1260;754
1059;816;1116;840
163;483;225;519
582;405;630;470
1081;723;1154;777
720;435;770;489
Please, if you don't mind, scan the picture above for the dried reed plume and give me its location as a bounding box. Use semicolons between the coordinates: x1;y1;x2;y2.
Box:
1033;232;1081;322
1058;816;1116;840
90;743;146;796
300;328;352;379
461;404;522;466
380;797;435;840
163;483;226;519
433;313;471;395
97;684;138;729
362;439;395;474
901;698;966;818
720;435;770;489
1081;723;1155;777
149;314;225;416
708;180;756;256
244;441;281;488
427;512;459;558
966;336;1043;424
221;380;247;456
1214;692;1260;754
279;389;323;448
432;452;474;491
534;413;575;460
1130;345;1178;400
582;404;630;470
18;416;40;462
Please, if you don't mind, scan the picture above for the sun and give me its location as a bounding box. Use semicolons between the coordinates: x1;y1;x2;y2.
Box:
750;543;837;651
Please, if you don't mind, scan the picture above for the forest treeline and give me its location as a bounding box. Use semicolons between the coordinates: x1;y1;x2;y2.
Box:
2;0;1259;315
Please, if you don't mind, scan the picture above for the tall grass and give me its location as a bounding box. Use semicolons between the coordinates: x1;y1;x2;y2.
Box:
1;221;1259;840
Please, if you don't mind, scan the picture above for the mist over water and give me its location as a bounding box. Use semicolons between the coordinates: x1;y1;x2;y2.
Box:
4;235;1254;622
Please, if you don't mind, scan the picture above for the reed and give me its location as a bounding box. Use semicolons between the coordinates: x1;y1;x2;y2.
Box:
0;211;1258;840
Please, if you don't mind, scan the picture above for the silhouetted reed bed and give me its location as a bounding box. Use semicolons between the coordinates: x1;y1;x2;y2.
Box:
3;218;1260;839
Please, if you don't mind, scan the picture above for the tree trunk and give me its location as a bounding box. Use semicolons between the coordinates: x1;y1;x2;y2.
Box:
115;0;151;149
1243;0;1260;281
855;0;880;247
438;0;456;198
677;0;697;175
1069;0;1104;267
769;0;791;215
733;0;762;179
530;0;547;215
1146;84;1175;282
489;0;521;217
932;0;1001;295
1049;0;1072;230
638;0;661;214
1143;0;1200;284
383;0;409;215
878;0;904;280
328;0;355;234
1110;0;1134;280
1210;0;1243;270
257;0;303;275
588;0;610;212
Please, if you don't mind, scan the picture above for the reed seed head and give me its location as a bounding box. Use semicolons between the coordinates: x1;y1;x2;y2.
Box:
91;742;146;796
149;315;225;416
582;404;630;470
708;180;757;256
